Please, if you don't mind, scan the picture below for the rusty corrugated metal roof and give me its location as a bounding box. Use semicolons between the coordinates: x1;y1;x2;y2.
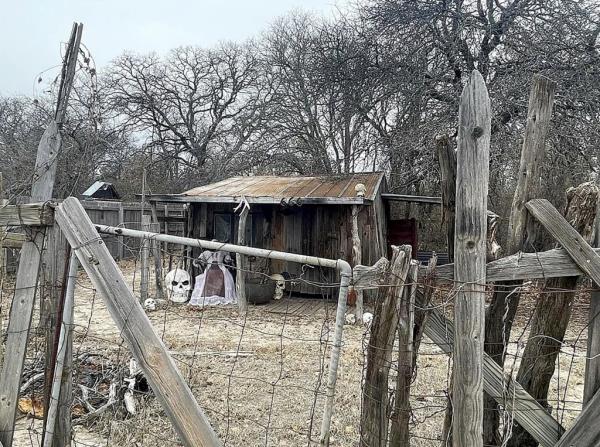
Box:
181;172;385;204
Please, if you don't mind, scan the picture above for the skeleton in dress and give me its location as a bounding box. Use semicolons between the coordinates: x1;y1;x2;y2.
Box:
189;248;238;306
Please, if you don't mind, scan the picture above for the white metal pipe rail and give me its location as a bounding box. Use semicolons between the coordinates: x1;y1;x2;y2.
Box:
94;224;351;446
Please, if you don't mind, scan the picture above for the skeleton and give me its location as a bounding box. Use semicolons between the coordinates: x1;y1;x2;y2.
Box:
143;298;156;311
165;268;192;303
270;274;285;300
354;183;367;197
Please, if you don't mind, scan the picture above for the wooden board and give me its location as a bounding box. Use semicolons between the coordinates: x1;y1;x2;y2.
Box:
264;298;334;317
422;296;564;447
55;197;221;447
0;203;54;226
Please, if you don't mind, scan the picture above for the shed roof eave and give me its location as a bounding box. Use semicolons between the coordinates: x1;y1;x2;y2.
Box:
141;194;372;206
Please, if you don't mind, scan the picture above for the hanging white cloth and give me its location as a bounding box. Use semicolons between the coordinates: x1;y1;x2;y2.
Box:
189;249;238;306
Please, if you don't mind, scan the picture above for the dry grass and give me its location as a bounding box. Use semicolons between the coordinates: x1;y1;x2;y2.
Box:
6;261;590;446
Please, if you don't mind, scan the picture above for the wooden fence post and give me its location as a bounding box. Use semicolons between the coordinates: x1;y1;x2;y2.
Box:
140;214;150;302
483;74;555;444
117;202;124;260
453;70;490;447
43;253;78;447
235;201;249;312
360;245;412;447
150;203;165;301
351;205;364;323
389;260;418;446
0;23;82;447
55;197;222;447
584;209;600;405
510;183;598;447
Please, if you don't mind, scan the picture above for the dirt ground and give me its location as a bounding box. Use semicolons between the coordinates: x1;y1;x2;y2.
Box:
7;261;589;446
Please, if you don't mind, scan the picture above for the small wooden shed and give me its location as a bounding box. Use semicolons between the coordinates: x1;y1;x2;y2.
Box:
147;172;389;295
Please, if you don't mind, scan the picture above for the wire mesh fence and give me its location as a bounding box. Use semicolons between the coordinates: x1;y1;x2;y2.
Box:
0;232;595;446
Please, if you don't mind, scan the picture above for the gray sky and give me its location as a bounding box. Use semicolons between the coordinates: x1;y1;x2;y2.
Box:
0;0;346;96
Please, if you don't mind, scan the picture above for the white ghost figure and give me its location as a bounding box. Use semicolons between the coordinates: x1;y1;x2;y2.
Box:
165;268;192;303
270;274;285;300
345;313;356;325
143;298;156;311
362;312;374;326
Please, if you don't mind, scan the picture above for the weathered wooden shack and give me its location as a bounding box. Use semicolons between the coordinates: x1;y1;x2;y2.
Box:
147;172;389;295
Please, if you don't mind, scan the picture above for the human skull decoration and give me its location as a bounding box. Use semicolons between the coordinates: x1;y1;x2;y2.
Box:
362;312;374;326
270;274;285;300
165;268;191;303
355;183;366;197
143;298;156;312
345;313;356;325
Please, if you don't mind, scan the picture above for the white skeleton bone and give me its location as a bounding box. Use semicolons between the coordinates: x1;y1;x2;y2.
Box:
355;183;367;197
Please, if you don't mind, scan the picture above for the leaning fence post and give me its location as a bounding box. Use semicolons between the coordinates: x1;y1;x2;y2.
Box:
55;197;222;447
453;69;490;447
235;199;249;312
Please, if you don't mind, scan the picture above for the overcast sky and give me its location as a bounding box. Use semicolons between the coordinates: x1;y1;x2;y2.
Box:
0;0;346;96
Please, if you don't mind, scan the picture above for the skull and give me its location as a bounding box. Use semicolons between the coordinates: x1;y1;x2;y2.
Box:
144;298;156;312
270;274;285;300
354;183;366;197
165;269;192;303
362;312;374;326
345;313;356;325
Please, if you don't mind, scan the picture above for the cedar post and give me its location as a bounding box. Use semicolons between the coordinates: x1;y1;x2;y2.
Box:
351;204;364;322
42;253;78;447
117;202;124;260
55;197;222;447
483;74;556;445
453;70;490;447
0;172;6;284
235;202;249;312
360;245;412;447
389;260;418;446
0;23;82;447
510;182;599;447
150;203;165;300
437;135;456;263
140;214;150;302
585;209;600;405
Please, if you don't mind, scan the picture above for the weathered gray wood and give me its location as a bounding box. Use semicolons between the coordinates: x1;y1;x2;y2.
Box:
421;297;564;447
40;225;68;447
484;75;555;445
43;253;78;447
235;204;249;312
412;255;437;369
555;381;600;446
430;246;600;283
361;245;412;447
0;203;54;226
0;123;63;447
585;207;600;406
352;257;389;290
1;233;27;249
389;261;418;447
150;204;165;301
453;69;490;447
351;205;363;322
510;182;598;447
527;199;600;285
55;197;221;447
140;214;150;302
0;24;81;446
437;135;456;263
117;203;124;260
